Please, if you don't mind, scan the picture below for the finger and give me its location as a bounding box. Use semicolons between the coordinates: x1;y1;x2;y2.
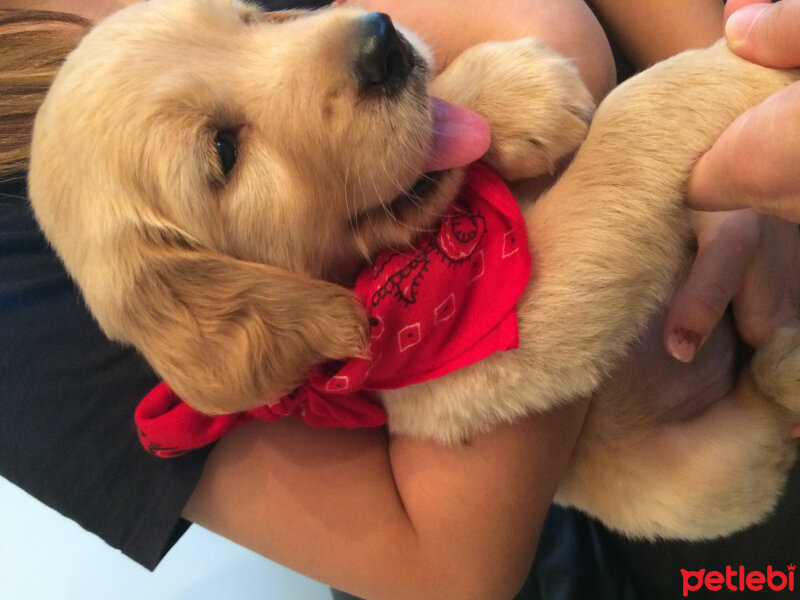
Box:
663;211;759;362
724;0;771;22
687;82;800;222
726;0;800;67
732;216;800;347
686;128;750;215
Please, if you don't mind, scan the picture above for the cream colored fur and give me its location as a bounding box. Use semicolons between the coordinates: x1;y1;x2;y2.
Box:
28;0;800;541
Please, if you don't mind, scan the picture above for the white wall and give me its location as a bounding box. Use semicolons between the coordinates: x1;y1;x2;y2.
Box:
0;476;332;600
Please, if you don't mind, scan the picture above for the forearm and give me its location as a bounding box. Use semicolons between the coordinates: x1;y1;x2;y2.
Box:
386;401;589;599
183;399;588;600
589;0;725;68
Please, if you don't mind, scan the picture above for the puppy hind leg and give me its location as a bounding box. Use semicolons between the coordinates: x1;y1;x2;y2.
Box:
752;325;800;414
558;379;797;540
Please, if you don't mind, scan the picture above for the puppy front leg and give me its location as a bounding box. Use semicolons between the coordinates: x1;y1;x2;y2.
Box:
511;43;800;410
430;39;595;181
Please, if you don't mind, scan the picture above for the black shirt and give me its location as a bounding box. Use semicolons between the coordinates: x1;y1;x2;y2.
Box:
0;175;211;570
0;0;336;574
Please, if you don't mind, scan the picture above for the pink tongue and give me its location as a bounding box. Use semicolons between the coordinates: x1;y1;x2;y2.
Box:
423;97;491;173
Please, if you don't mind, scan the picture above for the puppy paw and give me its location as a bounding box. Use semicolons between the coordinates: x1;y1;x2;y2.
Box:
752;325;800;414
431;38;595;181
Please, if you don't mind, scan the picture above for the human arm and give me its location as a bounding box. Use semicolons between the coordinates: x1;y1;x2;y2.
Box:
336;0;616;102
183;401;588;600
587;0;724;69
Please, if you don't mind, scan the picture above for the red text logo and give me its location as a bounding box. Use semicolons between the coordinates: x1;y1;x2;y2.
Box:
682;564;796;597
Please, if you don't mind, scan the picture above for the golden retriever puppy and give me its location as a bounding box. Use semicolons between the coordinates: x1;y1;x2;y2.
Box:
29;0;800;540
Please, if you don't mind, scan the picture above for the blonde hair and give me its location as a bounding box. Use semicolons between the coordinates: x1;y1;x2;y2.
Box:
0;9;91;180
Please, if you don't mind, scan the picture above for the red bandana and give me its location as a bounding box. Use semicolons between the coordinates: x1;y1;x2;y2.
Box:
135;163;532;457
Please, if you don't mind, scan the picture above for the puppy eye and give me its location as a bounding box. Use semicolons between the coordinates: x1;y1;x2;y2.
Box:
263;10;309;24
214;131;237;177
240;9;261;25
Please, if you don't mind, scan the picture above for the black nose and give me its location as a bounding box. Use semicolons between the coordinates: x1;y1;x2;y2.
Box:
353;13;414;94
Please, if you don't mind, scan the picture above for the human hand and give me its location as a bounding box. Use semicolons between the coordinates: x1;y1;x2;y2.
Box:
725;0;800;68
664;0;800;361
664;210;800;362
686;0;800;220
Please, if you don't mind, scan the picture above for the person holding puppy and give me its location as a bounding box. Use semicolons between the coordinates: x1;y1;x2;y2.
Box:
0;3;618;599
0;2;798;600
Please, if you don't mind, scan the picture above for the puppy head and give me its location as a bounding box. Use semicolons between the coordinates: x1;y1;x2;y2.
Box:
29;0;466;413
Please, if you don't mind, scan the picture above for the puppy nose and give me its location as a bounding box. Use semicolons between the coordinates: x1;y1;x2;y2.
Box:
353;13;414;93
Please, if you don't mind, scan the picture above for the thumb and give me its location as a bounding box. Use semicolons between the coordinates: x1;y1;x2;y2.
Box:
726;0;800;68
687;81;800;222
724;0;772;21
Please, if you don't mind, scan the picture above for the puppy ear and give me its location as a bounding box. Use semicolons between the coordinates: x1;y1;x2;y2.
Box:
116;233;368;415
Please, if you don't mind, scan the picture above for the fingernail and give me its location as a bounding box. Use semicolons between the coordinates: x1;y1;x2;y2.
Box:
667;328;702;363
726;4;768;47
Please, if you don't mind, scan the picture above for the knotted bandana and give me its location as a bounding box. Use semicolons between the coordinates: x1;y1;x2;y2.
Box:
136;163;532;457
